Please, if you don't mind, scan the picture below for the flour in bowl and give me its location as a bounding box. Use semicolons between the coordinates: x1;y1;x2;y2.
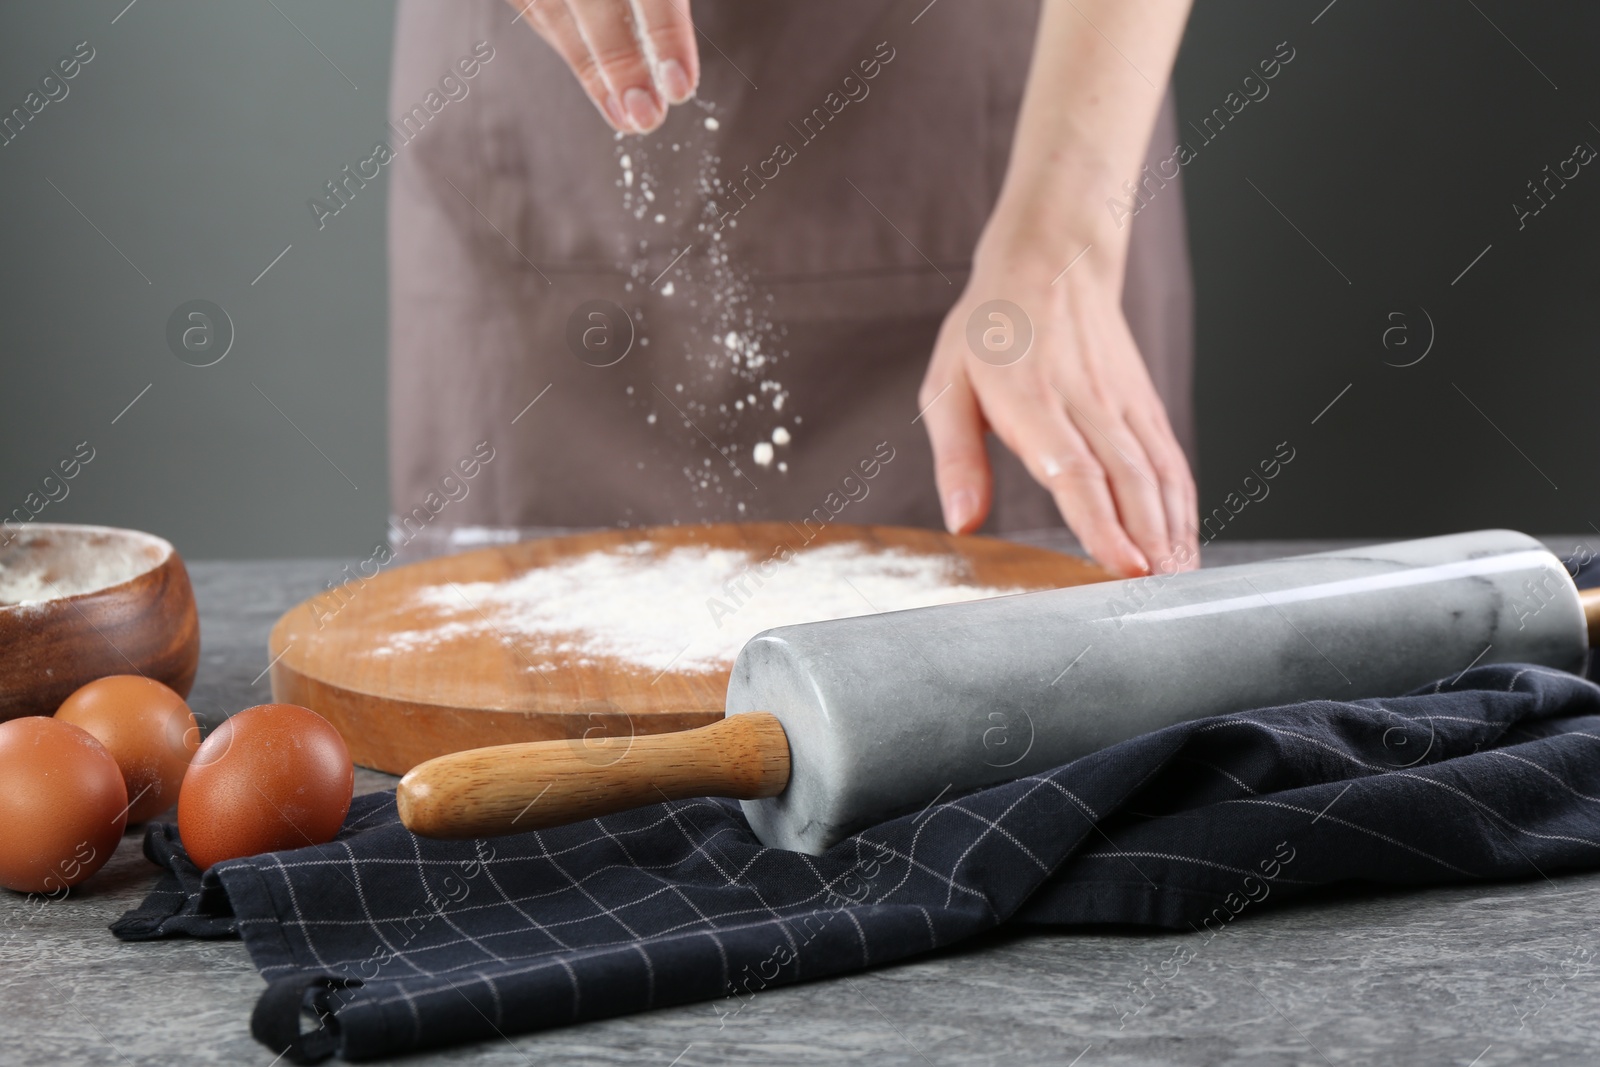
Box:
0;526;169;606
372;542;1023;675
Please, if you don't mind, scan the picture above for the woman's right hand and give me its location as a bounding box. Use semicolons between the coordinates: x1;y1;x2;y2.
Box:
505;0;700;133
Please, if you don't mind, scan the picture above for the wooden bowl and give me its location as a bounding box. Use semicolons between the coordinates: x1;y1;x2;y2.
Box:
0;524;199;722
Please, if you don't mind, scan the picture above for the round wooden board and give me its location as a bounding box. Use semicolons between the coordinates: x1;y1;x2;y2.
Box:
269;523;1109;774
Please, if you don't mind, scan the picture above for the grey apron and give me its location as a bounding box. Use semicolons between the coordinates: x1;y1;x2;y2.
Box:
386;0;1193;556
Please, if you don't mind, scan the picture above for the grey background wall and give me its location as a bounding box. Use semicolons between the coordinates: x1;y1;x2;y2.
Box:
0;1;395;560
1;1;1596;560
1176;0;1600;543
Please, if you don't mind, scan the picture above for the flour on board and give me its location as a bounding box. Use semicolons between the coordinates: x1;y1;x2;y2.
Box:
368;542;1022;675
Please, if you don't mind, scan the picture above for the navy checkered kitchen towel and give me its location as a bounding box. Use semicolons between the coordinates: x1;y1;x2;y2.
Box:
113;662;1600;1062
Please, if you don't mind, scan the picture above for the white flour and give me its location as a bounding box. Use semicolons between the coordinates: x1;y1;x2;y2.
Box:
0;526;168;606
615;99;796;517
371;542;1022;675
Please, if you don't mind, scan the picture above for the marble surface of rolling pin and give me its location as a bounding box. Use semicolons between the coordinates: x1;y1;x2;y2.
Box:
729;530;1586;853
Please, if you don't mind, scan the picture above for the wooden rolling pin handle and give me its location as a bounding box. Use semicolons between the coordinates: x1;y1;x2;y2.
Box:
1582;587;1600;646
397;712;791;839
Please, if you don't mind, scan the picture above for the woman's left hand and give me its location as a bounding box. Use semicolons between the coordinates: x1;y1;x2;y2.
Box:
917;234;1199;579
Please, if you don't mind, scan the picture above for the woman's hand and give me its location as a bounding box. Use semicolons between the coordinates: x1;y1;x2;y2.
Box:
919;235;1198;578
505;0;699;133
919;0;1197;578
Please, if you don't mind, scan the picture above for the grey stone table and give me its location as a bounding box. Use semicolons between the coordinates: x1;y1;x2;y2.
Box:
5;535;1600;1066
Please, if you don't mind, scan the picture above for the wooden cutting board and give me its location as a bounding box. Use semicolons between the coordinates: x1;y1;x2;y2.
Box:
268;523;1108;774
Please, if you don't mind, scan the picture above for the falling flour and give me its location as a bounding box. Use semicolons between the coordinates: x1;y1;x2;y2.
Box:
614;99;797;514
370;542;1023;675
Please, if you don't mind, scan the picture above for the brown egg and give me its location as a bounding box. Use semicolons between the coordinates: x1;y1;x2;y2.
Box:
55;674;200;823
178;703;353;871
0;717;128;893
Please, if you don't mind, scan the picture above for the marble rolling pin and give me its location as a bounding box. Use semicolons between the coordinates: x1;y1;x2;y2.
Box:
398;530;1600;855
